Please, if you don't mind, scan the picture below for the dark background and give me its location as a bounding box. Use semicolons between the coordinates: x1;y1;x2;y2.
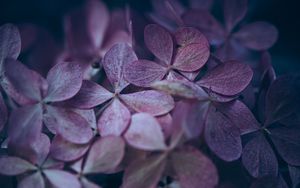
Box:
0;0;299;75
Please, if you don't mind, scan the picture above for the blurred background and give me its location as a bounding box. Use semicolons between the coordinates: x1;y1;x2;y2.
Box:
0;0;299;75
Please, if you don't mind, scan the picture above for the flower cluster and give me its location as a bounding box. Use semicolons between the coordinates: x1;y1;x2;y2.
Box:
0;0;299;188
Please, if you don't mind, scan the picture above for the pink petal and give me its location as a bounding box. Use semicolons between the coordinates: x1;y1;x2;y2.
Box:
215;100;260;134
66;80;113;108
45;62;83;102
223;0;248;31
0;156;36;175
234;21;278;50
197;61;253;96
151;80;208;100
120;90;174;116
2;58;47;105
18;172;45;188
242;132;278;178
206;90;237;102
205;105;242;161
102;43;138;92
43;106;93;144
173;43;210;71
171;147;218;188
83;136;125;174
73;109;97;129
0;24;21;62
98;98;130;136
64;0;109;61
156;114;173;139
174;27;209;47
122;153;167;188
50;135;89;162
124;113;167;151
144;24;173;64
44;169;81;188
0;93;7;131
182;10;225;46
124;60;167;87
7;104;43;164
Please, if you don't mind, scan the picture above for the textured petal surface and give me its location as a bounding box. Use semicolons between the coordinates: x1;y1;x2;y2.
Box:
205;105;242;161
67;80;113;108
269;126;300;166
45;62;83;102
0;156;36;175
197;61;253;96
50;135;89;162
64;0;109;61
124;113;167;151
216;100;260;134
151;79;209;100
43;106;93;144
242;132;278;178
97;98;130;136
44;169;81;188
102;43;138;92
83;136;125;174
120;90;174;116
18;172;45;188
174;27;209;47
122;153;167;188
0;24;21;64
0;93;7;131
124;60;167;87
171;147;218;188
2;58;46;104
234;21;278;50
223;0;248;31
144;24;173;64
173;43;209;71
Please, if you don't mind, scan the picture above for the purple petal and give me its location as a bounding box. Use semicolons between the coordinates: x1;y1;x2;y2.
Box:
98;98;130;136
234;21;278;50
151;80;208;100
205;105;242;161
223;0;247;31
64;0;109;61
0;93;7;131
122;153;167;188
18;172;45;188
66;80;113;108
269;126;300;166
0;24;21;63
171;147;218;188
0;156;36;175
7;104;43;164
124;113;167;151
43;106;93;144
120;90;174;116
289;166;300;188
265;75;300;125
124;60;167;87
44;169;81;188
144;24;173;64
157;114;173;139
206;90;237;102
83;136;125;174
242;132;278;178
173;43;210;71
102;43;138;92
2;58;47;105
215;100;260;134
174;27;209;47
73;109;97;129
33;133;51;166
50;135;89;162
45;62;83;102
197;61;253;96
188;0;213;10
182;10;225;46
